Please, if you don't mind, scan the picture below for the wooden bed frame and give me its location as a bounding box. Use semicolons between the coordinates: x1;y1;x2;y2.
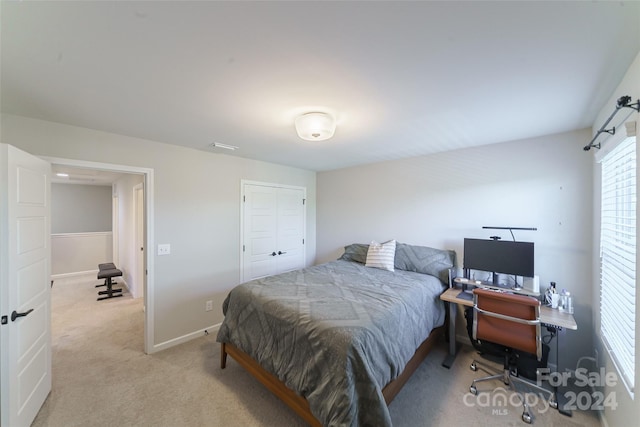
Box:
220;324;445;426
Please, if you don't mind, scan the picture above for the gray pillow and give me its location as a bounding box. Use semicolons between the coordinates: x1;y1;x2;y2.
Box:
338;243;369;264
339;242;456;284
394;242;456;284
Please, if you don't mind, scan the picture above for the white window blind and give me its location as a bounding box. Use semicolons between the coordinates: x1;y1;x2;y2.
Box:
600;134;636;395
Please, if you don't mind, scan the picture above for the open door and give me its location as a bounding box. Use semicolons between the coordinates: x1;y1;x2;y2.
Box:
0;144;52;427
134;184;145;299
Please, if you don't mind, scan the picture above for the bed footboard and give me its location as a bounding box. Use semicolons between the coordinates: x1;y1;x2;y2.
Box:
219;324;444;426
220;342;228;369
221;341;322;426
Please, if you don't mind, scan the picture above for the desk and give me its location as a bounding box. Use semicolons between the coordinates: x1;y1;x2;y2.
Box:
440;287;577;368
454;277;541;298
440;287;578;416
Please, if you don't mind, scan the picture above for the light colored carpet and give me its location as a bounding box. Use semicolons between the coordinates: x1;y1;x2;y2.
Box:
33;275;602;427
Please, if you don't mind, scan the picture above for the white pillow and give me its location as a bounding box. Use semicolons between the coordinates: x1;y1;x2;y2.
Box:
365;240;396;271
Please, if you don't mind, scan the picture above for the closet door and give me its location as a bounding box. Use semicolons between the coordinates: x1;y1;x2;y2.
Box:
243;184;278;281
274;187;305;274
241;182;305;282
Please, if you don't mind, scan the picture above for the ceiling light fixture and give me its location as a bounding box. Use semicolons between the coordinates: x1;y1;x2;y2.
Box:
209;142;238;151
295;112;336;141
56;173;69;177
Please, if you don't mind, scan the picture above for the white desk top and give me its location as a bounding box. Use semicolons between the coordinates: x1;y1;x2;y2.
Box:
440;287;577;330
454;277;541;297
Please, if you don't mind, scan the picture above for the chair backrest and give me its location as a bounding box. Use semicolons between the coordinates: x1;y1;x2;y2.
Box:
472;288;542;360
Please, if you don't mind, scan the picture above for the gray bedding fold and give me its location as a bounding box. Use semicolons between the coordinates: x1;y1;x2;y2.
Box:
217;260;446;426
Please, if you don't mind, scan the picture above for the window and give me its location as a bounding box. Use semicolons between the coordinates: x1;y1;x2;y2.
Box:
599;132;636;395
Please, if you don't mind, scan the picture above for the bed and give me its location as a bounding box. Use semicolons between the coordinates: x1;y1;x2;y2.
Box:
217;242;455;426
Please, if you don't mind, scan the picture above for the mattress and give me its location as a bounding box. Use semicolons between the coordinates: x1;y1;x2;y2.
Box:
217;259;446;426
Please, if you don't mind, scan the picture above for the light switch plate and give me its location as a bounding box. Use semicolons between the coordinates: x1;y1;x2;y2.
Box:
158;244;171;255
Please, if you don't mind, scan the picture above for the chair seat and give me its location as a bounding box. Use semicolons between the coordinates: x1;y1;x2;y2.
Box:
98;262;116;271
97;269;123;279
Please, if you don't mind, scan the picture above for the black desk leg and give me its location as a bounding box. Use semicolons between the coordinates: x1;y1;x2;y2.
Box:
554;326;573;417
442;301;459;369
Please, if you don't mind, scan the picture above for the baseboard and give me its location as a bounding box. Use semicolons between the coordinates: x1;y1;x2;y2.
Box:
599;411;611;427
52;270;98;279
456;333;470;346
51;270;129;289
117;279;130;294
151;322;222;353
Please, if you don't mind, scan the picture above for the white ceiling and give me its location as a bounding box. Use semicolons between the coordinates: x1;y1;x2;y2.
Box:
51;165;124;186
51;163;126;186
2;1;639;171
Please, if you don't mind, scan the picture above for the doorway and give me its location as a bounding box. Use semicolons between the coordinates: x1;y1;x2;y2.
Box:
45;156;155;354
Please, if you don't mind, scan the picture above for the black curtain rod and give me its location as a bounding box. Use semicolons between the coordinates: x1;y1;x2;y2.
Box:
583;95;640;151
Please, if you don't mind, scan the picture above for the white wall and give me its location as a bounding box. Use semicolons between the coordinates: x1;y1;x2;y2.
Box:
51;232;112;276
590;51;640;427
50;182;114;276
51;183;112;233
317;129;593;368
0;114;317;349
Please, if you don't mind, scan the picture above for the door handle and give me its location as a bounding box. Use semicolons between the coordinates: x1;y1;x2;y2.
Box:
278;251;287;255
11;309;34;322
270;252;277;256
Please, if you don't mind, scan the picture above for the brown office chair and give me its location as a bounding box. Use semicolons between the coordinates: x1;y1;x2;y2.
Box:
469;288;557;424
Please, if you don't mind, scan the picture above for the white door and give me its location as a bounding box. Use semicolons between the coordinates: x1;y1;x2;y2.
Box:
0;144;52;427
134;184;145;299
242;182;305;282
243;185;278;281
275;188;305;273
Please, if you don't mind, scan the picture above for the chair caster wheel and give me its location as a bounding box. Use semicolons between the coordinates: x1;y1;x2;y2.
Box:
469;385;477;395
522;412;532;424
470;362;477;371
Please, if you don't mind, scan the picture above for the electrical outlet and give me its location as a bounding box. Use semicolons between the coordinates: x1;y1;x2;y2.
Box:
205;300;213;312
158;244;171;255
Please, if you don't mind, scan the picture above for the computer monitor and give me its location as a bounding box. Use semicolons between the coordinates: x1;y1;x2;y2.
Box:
463;238;534;278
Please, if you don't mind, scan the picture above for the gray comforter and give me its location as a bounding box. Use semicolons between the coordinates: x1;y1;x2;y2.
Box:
216;260;446;426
